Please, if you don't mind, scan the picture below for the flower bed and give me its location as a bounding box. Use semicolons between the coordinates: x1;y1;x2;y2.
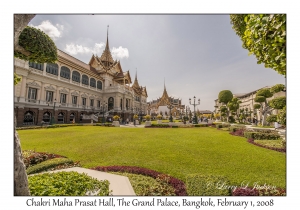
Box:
91;166;187;196
247;138;286;153
232;187;286;196
22;150;66;169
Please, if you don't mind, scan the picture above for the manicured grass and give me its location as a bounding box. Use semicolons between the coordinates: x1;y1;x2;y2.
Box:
18;126;286;188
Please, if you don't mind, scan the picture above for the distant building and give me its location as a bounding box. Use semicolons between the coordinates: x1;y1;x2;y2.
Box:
14;30;148;126
147;82;185;119
214;86;286;122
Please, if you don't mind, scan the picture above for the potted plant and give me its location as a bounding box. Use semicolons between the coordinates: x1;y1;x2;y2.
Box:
133;114;139;125
144;115;151;127
157;114;162;124
112;115;120;127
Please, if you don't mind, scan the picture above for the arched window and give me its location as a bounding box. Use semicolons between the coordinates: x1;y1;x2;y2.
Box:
72;71;80;83
97;81;102;90
108;97;114;111
42;112;51;123
70;113;75;123
90;78;96;88
57;112;64;123
60;66;70;79
23;111;34;125
29;62;43;71
82;75;89;85
46;63;58;75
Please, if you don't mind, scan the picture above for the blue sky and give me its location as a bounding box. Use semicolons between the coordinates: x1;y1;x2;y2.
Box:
28;14;285;111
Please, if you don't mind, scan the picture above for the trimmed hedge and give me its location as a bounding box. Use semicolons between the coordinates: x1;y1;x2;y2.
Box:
28;171;110;196
248;139;286;153
185;174;231;196
244;132;280;140
91;166;187;196
23;150;66;169
16;124;84;130
26;158;73;175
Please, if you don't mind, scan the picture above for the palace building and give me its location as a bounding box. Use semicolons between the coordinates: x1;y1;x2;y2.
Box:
147;82;185;119
14;31;148;126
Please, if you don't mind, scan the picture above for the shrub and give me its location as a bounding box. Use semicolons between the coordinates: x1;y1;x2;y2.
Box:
228;116;235;123
266;115;278;123
185;174;231;196
22;150;65;169
133;114;139;120
113;115;120;121
150;124;170;128
216;124;223;129
157;115;162;120
26;158;73;175
144;115;151;121
244;132;280;140
281;139;286;148
229;125;245;132
230;129;245;137
195;124;208;127
91;166;187;196
28;171;111;196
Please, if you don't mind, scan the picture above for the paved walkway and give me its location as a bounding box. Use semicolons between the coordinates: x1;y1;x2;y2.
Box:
46;167;136;195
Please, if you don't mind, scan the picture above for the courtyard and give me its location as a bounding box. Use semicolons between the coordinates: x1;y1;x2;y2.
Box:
19;126;286;189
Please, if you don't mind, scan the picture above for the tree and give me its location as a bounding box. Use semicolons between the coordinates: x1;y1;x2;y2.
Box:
14;14;58;196
230;14;286;76
253;84;286;126
227;97;241;121
218;90;233;122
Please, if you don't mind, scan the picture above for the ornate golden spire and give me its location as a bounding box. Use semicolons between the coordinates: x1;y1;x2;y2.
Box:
132;69;140;88
100;25;114;66
158;79;169;106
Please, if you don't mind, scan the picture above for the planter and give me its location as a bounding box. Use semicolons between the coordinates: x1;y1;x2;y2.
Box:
157;120;162;124
144;121;151;127
112;121;120;127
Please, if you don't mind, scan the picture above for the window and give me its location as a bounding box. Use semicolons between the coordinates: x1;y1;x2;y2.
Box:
72;96;77;105
82;75;89;85
97;81;102;90
60;93;67;104
57;112;64;123
42;112;51;123
46;91;53;102
70;113;75;123
108;97;114;111
72;71;80;83
90;78;96;88
120;99;123;110
90;99;94;107
82;97;86;106
23;111;34;125
97;100;100;108
46;63;58;75
28;87;37;101
29;62;43;71
60;66;70;79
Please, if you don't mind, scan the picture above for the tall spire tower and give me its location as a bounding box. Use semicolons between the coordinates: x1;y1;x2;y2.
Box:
100;25;114;67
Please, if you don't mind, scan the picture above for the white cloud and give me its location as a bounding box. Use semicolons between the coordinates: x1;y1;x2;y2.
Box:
111;46;129;60
30;20;64;40
64;43;129;60
64;42;105;56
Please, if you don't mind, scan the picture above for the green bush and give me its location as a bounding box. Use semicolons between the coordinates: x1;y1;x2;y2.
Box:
229;125;246;132
216;124;223;129
228;116;235;123
28;171;111;196
266;115;278;123
186;174;231;196
244;132;280;140
26;158;73;175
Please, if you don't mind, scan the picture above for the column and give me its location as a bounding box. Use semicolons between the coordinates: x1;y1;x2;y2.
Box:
56;86;60;103
37;81;43;103
19;75;27;102
43;63;47;76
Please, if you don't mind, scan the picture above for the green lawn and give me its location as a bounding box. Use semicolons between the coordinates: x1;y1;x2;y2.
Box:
18;126;286;188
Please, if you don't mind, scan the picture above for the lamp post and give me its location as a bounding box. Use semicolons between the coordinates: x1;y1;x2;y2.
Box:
101;102;107;124
49;98;56;125
189;96;200;124
167;103;174;122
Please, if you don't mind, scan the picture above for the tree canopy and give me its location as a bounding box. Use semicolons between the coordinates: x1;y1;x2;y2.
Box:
218;90;233;104
230;14;286;76
14;26;57;63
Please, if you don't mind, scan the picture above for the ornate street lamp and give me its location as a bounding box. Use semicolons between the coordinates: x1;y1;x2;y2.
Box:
101;102;107;124
189;96;200;124
49;98;56;125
